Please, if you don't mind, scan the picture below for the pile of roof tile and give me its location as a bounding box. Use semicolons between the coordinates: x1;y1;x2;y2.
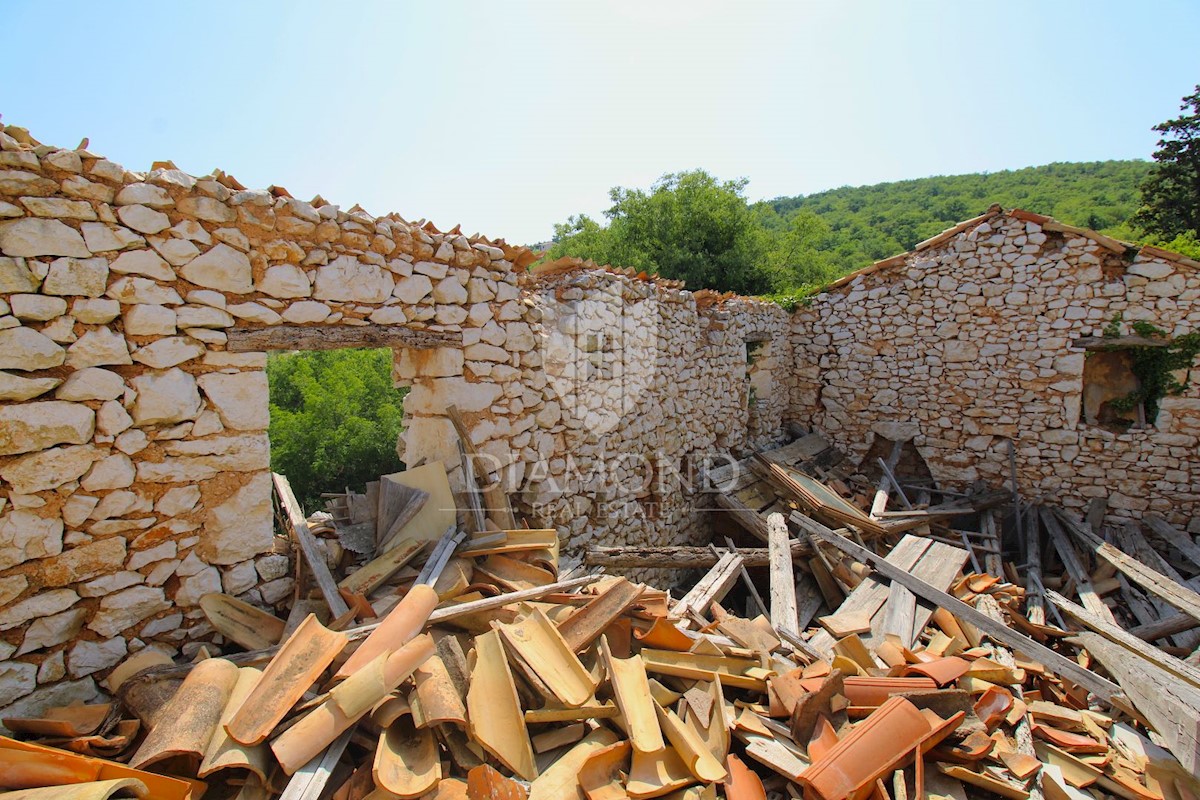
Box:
3;433;1200;800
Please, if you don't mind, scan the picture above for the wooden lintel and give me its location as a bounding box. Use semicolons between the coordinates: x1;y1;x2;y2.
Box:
226;324;461;352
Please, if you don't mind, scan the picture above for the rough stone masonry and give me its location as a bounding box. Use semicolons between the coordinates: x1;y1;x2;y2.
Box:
0;124;1197;717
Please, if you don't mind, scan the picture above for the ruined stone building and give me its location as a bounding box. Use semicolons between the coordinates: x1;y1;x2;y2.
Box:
0;125;1197;715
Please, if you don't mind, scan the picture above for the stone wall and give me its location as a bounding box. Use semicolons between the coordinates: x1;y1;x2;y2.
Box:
0;124;533;715
789;209;1200;528
0;124;790;712
515;269;790;581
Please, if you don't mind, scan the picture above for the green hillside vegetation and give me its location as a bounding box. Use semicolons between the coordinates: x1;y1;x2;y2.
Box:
547;161;1179;300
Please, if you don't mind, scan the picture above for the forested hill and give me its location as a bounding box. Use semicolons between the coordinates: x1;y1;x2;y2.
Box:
758;160;1152;270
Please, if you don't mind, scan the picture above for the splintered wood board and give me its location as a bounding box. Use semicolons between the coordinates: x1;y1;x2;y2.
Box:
379;464;456;547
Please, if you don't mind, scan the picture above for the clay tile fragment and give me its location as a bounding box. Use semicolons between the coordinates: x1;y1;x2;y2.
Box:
723;753;767;800
466;764;527;800
902;656;971;686
129;656;239;772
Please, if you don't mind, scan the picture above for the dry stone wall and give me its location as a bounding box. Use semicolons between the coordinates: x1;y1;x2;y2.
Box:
0;124;531;717
515;271;790;581
790;210;1200;529
0;124;791;713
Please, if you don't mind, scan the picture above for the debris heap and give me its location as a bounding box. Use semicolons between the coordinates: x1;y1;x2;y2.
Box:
2;433;1199;800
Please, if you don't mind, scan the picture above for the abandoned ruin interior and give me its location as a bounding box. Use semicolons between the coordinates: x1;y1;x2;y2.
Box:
1;122;1200;799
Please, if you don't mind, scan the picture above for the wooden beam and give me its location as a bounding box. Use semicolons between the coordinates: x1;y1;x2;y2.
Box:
1127;612;1200;642
673;552;743;619
1057;510;1200;625
1144;515;1200;573
1047;590;1200;690
272;473;350;618
227;323;461;352
767;513;799;636
1040;508;1118;625
793;512;1124;702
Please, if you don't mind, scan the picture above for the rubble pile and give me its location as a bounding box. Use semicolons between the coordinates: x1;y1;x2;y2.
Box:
3;432;1199;800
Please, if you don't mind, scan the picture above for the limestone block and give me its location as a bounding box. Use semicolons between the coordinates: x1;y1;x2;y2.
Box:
944;340;979;363
0;402;94;456
1129;260;1173;280
136;433;268;482
151;237;200;267
0;678;99;729
256;554;290;581
88;585;170;638
72;298;120;323
405;377;503;414
0;326;65;370
369;306;407;325
89;490;144;520
0;371;60;401
0;257;40;292
222;561;258;595
174;566;221;607
43;257;108;297
127;541;177;570
432;276;468;304
115;182;173;208
0;662;36;708
259;578;294;605
394;347;463;379
0;445;100;495
37;651;65;683
311;256;394;302
393;274;433;304
78;571;144;598
106;276;183;305
68;638;127;678
0;575;27;606
80;222;143;253
0;218;90;257
131;336;206;368
96;399;133;437
110;248;174;281
280;300;330;323
0;589;78;631
116;204;170;235
0;169;57;196
175;305;232;328
227;302;282;325
80;453;136;491
199;472;274;565
16;608;88;655
22;197;97;220
10;294;67;321
258;264;311;298
123;303;176;336
178;196;235;223
61;495;100;528
55;367;125;401
130;368;203;426
66;327;131;368
197;371;269;430
39;537;127;586
180;242;253;292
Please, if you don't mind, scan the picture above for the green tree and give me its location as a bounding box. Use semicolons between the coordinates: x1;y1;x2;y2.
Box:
549;170;776;294
1135;85;1200;239
267;348;407;512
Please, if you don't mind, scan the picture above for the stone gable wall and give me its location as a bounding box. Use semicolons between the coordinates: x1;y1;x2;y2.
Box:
789;212;1200;528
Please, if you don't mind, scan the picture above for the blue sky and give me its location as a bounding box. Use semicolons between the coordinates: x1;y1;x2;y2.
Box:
2;1;1197;244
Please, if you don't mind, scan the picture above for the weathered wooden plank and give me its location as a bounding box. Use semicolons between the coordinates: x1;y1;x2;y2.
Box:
673;552;742;619
1040;508;1118;625
794;513;1123;702
1144;515;1200;573
227;324;460;352
767;513;799;636
806;535;931;656
1072;631;1200;773
1058;511;1200;625
277;729;354;800
1047;590;1200;690
273;473;350;618
1113;520;1200;650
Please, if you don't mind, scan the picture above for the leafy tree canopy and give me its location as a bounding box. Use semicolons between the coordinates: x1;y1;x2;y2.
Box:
548;161;1153;294
267;348;407;512
1135;85;1200;240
